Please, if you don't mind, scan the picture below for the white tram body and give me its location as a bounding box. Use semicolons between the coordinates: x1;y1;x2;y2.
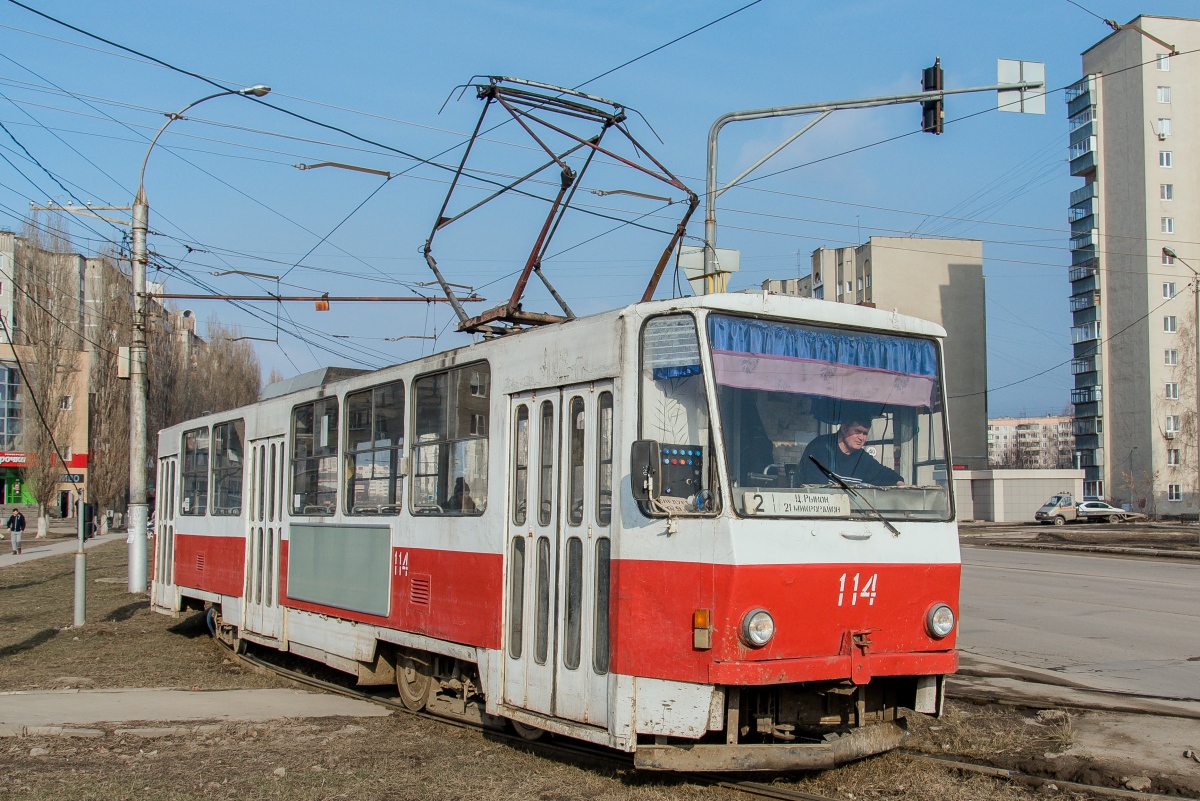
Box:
151;292;960;771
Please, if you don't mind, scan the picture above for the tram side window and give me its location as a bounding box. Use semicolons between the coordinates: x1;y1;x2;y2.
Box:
181;427;209;516
411;363;489;516
211;420;245;516
345;381;405;515
292;397;339;515
511;405;530;525
639;314;718;515
596;391;613;525
567;396;585;526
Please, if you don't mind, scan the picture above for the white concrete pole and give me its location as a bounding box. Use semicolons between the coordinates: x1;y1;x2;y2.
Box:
127;189;148;593
74;498;85;626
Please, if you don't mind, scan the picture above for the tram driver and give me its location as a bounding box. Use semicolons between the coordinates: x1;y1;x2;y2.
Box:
798;409;904;487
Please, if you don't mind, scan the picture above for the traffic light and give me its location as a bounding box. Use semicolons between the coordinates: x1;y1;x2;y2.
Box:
922;57;944;134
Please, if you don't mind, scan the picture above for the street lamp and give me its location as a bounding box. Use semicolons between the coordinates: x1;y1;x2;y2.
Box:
127;85;269;593
1163;246;1200;525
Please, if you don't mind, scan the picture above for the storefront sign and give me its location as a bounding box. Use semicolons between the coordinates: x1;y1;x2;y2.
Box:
0;452;27;466
61;474;84;483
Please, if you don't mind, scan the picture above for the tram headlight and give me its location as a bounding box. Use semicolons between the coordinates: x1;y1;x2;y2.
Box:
926;604;955;639
740;608;775;647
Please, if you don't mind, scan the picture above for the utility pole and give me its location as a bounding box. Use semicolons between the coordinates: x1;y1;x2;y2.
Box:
127;187;149;592
125;85;271;593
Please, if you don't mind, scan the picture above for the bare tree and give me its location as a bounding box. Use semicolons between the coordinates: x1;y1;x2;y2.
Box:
176;317;260;420
266;366;285;386
86;257;131;533
13;219;81;537
1118;468;1159;520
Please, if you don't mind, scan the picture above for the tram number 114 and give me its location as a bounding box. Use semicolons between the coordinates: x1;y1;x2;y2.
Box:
837;572;877;606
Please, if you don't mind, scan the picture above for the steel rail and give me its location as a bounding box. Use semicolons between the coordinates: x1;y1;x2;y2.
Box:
212;637;844;801
210;635;1171;801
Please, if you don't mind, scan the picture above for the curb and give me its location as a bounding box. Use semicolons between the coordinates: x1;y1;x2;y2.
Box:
0;725;104;738
0;722;224;739
981;541;1200;560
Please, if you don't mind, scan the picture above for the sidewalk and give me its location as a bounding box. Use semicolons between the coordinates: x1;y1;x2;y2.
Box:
0;530;129;568
0;687;390;733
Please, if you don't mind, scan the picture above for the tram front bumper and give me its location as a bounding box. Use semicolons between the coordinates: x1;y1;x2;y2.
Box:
633;721;907;772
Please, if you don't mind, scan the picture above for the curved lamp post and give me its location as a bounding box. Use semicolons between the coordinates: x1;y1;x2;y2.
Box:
128;85;269;593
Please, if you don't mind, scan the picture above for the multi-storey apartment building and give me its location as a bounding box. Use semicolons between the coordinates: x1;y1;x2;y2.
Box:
1067;16;1200;510
764;236;988;468
988;415;1075;469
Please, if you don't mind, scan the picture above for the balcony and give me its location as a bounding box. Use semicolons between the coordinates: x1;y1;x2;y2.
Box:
1072;385;1102;404
1072;248;1098;267
1070;182;1097;207
1074;401;1101;418
1070;292;1099;314
1070;150;1096;176
1070;214;1096;234
1074;416;1101;435
1071;354;1099;374
1071;271;1099;293
1073;305;1100;326
1067;93;1094;118
1069;194;1095;221
1075;434;1101;451
1067;77;1096;115
1069;122;1095;148
1070;229;1098;251
1075;446;1105;468
1072;321;1102;344
1069;106;1095;131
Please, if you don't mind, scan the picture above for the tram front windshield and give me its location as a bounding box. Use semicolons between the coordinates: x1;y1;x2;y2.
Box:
708;314;951;520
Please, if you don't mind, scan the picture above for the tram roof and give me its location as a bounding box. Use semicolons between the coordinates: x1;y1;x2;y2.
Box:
266;292;946;400
290;292;945;395
165;292;947;441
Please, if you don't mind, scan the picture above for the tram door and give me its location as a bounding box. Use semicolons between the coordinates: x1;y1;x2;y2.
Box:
503;384;614;727
244;436;286;640
553;383;612;727
151;455;178;611
504;391;558;715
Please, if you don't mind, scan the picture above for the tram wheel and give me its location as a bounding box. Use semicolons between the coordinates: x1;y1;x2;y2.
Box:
395;650;433;711
207;606;245;653
510;719;545;741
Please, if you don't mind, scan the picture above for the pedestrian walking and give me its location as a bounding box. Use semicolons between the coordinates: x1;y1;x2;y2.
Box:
6;507;25;555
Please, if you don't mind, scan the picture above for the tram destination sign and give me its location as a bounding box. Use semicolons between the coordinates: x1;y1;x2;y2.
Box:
743;490;851;517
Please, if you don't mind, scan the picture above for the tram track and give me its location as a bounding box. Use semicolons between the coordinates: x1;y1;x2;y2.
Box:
214;637;1182;801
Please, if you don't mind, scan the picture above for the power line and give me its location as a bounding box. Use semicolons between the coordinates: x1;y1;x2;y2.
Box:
574;0;766;89
950;293;1177;400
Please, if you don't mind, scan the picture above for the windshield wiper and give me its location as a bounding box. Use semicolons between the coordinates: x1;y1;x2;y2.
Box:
807;455;901;537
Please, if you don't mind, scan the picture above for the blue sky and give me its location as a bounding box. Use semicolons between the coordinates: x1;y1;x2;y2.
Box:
0;0;1192;416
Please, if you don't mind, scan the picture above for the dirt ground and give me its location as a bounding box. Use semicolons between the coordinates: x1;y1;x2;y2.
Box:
0;541;1159;800
963;520;1200;552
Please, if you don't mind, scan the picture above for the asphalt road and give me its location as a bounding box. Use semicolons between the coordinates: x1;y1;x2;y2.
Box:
960;545;1200;701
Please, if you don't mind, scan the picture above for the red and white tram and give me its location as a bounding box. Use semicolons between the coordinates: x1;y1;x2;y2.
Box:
151;291;959;771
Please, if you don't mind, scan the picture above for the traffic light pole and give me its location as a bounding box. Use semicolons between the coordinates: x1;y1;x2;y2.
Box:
702;77;1045;283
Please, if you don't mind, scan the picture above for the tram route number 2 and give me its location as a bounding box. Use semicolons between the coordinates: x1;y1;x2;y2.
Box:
838;572;877;606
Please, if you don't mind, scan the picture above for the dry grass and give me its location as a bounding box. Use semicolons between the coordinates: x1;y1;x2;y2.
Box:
906;703;1076;762
0;539;277;691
